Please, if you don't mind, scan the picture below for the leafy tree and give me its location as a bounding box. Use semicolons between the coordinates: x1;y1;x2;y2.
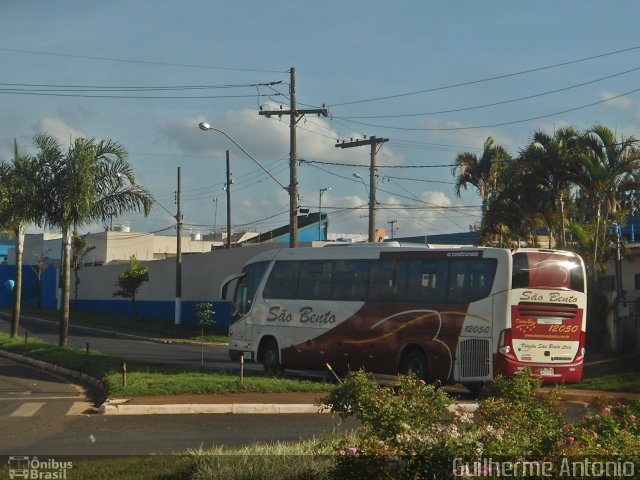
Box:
452;137;511;243
195;302;216;371
519;127;581;247
0;141;42;337
113;255;149;317
71;232;96;310
33;134;153;346
574;124;640;273
30;251;51;309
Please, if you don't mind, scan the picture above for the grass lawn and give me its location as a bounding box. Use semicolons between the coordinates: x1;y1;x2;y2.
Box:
575;353;640;392
0;332;331;398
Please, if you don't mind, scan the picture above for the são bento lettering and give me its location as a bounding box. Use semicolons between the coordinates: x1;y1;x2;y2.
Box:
267;306;336;324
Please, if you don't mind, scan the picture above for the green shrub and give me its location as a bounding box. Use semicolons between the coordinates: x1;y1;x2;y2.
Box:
323;369;640;480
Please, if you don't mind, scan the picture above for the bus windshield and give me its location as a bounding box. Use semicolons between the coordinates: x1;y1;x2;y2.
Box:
512;251;584;292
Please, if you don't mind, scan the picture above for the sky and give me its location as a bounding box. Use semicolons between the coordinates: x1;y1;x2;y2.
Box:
2;1;640;240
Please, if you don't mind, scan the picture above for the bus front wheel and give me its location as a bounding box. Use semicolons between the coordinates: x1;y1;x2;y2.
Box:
261;338;281;376
400;349;428;381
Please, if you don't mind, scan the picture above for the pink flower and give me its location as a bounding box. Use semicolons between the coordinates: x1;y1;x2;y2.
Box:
418;379;426;385
601;407;611;415
630;415;637;421
566;436;575;444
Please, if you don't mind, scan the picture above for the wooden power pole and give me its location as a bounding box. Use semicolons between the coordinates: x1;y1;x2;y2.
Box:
259;67;328;247
336;136;388;242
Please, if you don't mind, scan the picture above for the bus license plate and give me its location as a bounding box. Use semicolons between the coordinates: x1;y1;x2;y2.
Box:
539;367;554;376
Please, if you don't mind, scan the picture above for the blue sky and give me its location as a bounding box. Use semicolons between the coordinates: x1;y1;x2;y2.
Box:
2;1;640;238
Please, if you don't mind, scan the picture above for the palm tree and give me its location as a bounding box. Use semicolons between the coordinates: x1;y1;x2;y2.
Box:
574;124;640;272
520;127;581;247
0;141;41;338
34;134;153;346
452;137;511;243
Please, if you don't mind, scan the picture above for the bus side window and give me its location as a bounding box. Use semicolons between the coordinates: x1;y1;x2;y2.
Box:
406;260;447;303
333;260;369;300
369;260;395;301
448;260;496;303
263;261;299;299
299;261;332;299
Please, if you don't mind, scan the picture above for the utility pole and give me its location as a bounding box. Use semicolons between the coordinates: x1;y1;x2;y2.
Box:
175;166;182;325
336;136;389;242
225;150;232;249
259;67;328;247
388;220;398;239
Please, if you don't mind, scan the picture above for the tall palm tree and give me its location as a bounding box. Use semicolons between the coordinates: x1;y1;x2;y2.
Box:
34;134;154;346
520;127;581;247
452;136;511;243
0;141;41;337
574;124;640;272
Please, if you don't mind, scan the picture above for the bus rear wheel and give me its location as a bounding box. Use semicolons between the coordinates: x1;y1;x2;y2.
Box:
261;338;281;376
400;349;428;381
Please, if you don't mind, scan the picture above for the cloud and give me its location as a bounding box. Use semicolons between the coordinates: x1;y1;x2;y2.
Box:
158;109;405;167
37;117;86;146
600;91;632;110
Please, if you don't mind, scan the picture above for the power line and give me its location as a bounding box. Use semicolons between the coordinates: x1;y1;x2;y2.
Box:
328;44;640;107
336;65;640;119
335;87;640;131
0;47;287;73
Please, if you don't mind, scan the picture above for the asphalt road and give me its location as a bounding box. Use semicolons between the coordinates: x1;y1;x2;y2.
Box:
0;356;355;457
0;314;264;375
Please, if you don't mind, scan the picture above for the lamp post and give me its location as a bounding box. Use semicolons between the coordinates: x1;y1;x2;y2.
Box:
199;121;289;247
318;187;331;241
199;122;286;190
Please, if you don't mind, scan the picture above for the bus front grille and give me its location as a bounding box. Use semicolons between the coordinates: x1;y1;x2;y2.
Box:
459;338;491;378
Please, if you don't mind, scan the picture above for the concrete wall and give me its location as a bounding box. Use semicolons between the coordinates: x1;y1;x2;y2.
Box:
73;243;283;326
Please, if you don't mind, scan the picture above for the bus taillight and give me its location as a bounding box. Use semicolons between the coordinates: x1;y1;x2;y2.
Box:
573;331;586;363
498;328;517;361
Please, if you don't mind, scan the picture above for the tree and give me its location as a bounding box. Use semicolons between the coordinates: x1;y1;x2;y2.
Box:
452;137;511;243
34;134;154;346
0;141;41;337
195;302;216;372
30;251;51;309
574;124;640;273
113;255;149;317
72;232;96;310
519;127;581;247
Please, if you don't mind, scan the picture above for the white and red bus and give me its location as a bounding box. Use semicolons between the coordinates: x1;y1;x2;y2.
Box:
222;244;587;389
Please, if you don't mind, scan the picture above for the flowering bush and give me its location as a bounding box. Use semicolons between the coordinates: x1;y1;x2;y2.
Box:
324;369;640;479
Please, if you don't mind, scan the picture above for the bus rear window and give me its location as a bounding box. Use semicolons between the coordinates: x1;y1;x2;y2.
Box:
512;252;584;292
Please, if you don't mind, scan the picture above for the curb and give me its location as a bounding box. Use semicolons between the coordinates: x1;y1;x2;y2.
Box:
95;401;480;416
0;348;106;392
98;402;331;415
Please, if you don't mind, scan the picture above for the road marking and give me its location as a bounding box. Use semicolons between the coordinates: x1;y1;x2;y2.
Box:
66;401;93;416
0;396;85;401
10;402;45;417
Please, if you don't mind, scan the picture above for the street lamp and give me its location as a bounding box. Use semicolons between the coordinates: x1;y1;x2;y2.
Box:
198;122;287;191
318;187;331;241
